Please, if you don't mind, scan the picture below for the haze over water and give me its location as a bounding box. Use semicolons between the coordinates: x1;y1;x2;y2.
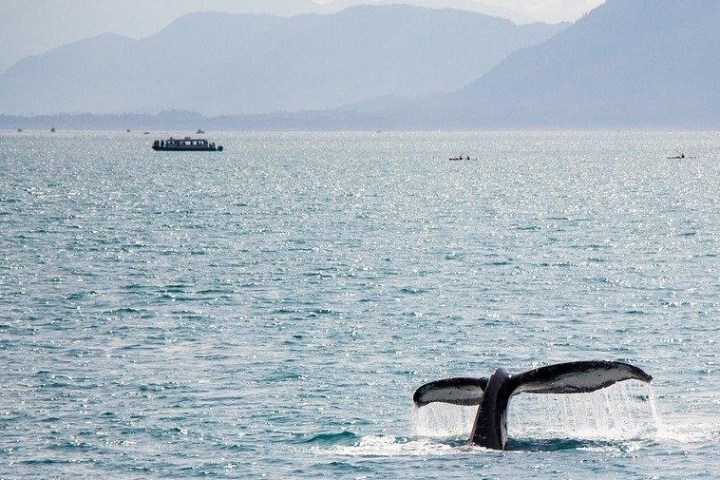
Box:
1;131;719;478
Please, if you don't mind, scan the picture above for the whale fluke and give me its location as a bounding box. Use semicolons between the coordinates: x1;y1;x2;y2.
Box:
413;377;488;407
509;360;652;395
413;360;652;450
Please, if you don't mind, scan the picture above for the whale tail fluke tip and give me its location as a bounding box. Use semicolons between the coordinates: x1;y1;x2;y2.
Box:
510;360;652;395
413;377;488;407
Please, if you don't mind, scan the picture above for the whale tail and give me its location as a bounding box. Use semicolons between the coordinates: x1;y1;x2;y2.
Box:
413;377;488;407
413;361;652;407
506;360;652;395
412;360;653;449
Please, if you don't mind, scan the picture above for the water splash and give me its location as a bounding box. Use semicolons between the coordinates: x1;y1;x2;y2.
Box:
411;381;663;445
511;381;662;442
320;387;720;458
411;403;475;439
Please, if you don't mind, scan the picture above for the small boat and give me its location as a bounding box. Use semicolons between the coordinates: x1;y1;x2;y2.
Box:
449;155;473;161
152;136;223;152
667;152;697;159
196;129;205;134
50;127;56;132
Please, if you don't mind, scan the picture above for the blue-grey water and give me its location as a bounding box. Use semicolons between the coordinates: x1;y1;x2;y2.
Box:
1;131;719;479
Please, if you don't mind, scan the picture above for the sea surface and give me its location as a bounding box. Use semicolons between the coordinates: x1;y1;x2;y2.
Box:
1;131;719;479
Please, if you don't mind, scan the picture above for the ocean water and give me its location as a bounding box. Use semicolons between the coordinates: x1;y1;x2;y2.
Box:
1;130;719;479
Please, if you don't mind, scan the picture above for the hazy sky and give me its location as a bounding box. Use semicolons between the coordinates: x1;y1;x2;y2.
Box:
314;0;607;23
485;0;605;23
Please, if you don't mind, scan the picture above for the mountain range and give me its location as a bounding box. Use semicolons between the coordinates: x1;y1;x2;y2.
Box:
422;0;720;128
0;0;537;74
0;5;565;116
286;0;720;129
2;0;718;130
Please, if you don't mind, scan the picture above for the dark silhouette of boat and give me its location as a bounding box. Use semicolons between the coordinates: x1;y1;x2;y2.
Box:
666;152;696;159
152;136;223;152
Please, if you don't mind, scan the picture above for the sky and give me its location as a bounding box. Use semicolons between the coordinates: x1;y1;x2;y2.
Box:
489;0;605;23
314;0;607;23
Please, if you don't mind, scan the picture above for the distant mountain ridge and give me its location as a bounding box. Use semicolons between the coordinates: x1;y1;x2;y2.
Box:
4;0;713;129
423;0;720;128
328;0;720;129
0;5;565;116
0;0;536;73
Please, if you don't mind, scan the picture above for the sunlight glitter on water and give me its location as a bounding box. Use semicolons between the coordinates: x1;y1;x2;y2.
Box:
3;131;720;479
320;436;462;457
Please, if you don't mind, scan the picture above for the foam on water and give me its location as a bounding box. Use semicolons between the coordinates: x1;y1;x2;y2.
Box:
318;436;461;457
652;414;720;446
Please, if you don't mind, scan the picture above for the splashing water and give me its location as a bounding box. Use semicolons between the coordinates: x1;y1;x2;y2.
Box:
511;381;662;442
411;381;663;444
412;403;477;439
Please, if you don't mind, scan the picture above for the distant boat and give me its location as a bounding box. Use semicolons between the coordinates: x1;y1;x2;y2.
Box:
17;128;22;132
667;152;695;159
196;129;205;134
152;136;223;152
126;129;131;133
449;155;473;161
50;127;56;132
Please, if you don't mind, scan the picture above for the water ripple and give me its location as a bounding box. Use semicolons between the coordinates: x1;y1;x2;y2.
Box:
1;131;719;479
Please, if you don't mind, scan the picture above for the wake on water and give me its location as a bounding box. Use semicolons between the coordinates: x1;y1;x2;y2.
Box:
315;382;720;456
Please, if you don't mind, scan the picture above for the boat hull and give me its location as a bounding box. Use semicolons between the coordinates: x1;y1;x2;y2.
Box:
152;146;218;151
152;137;224;152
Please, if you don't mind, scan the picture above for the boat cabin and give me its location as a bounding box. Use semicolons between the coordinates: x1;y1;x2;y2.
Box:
152;136;223;151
